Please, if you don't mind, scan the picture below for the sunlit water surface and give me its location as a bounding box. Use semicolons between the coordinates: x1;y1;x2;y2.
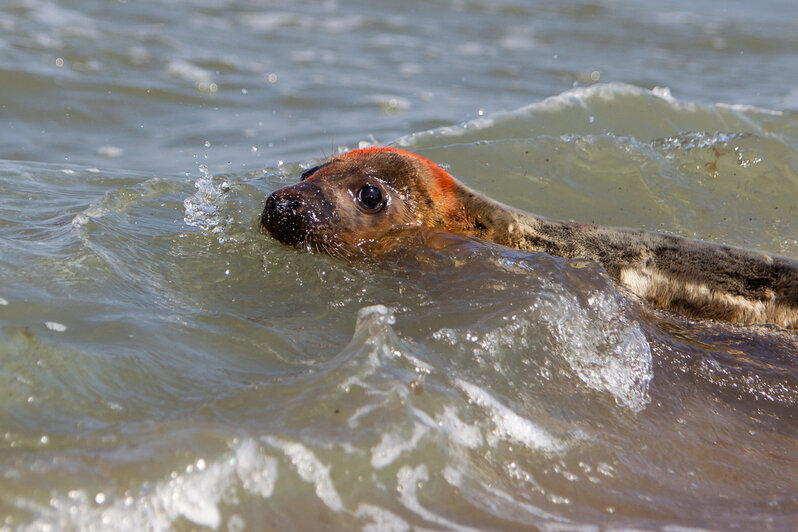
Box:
1;0;798;530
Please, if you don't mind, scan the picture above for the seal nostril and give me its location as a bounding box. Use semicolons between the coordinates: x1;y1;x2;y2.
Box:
285;198;302;213
264;192;303;216
264;194;277;212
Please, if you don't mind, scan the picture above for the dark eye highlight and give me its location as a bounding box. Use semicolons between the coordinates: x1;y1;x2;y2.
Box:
357;184;383;212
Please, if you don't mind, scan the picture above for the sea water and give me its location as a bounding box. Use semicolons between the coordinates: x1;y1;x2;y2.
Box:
1;0;797;530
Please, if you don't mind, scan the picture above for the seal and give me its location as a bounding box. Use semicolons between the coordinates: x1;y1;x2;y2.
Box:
261;146;798;329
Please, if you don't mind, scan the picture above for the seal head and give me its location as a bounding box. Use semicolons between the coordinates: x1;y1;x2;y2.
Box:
261;147;466;256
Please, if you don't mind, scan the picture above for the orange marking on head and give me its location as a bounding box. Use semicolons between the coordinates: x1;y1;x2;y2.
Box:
336;147;466;226
340;146;459;200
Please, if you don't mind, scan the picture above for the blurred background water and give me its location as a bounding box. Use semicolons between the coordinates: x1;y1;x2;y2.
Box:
1;0;797;530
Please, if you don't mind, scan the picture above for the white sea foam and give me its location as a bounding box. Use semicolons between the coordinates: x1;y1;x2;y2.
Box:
31;3;97;36
355;503;411;532
24;438;278;531
239;12;306;31
455;378;562;452
263;437;345;512
368;94;411;114
397;82;783;149
166;60;213;85
320;15;367;33
96;145;124;158
357;304;396;325
433;405;483;449
45;321;67;332
504;82;680;115
396;83;654;144
370;423;428;469
716;102;783;116
396;465;481;532
433;405;484;449
442;465;566;524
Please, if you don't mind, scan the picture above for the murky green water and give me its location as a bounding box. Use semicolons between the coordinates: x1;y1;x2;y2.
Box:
1;1;797;530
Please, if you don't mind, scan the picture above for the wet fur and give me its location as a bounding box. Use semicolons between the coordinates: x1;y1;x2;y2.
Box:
262;147;798;329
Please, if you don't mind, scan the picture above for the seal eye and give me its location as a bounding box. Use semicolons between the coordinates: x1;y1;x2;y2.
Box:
357;184;383;212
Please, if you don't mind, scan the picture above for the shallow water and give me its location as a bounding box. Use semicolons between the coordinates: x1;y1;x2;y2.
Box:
1;0;798;530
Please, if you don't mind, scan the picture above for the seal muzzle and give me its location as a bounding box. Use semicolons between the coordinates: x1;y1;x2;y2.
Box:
260;182;336;248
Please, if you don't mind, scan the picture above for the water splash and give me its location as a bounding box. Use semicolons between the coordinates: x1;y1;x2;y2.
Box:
540;289;653;412
182;164;230;242
652;131;744;152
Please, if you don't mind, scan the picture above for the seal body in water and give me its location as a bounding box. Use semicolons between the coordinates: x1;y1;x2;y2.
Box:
261;146;798;329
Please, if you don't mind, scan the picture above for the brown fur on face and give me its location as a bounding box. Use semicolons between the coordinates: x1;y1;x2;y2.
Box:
261;147;798;329
260;147;467;255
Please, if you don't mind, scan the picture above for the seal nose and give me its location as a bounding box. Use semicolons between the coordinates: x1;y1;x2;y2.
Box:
262;180;338;248
267;194;303;218
261;188;310;246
